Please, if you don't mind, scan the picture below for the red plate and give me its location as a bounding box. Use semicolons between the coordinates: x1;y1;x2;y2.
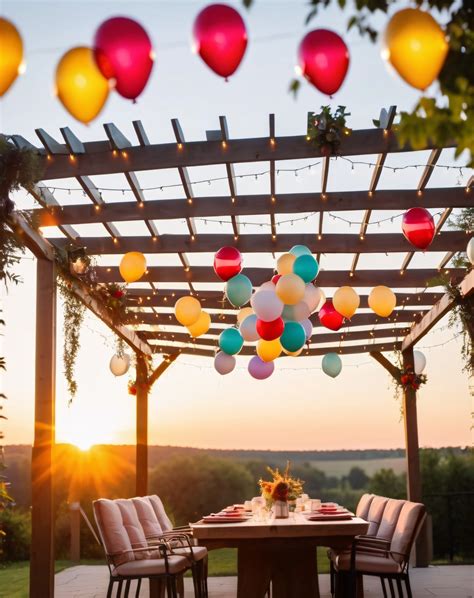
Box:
201;516;248;524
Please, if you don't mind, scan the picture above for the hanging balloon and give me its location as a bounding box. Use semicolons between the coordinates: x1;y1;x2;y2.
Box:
214;351;236;375
187;311;211;338
322;353;342;378
282;301;310;322
276;253;296;275
298;29;350;95
250;290;284;322
225;274;253;307
237;307;253;325
219;328;244;355
293;254;319;283
94;17;154;101
119;251;147;283
0;18;23;96
240;314;259;342
301;318;313;341
256;317;284;341
413;350;427;375
213;246;242;281
174;296;201;326
271;274;282;285
257;338;282;362
283;347;304;357
382;8;448;91
276;274;306;305
402;207;435;250
368;286;396;318
289;245;312;258
333;286;360;319
319;301;344;331
193;4;248;79
248;355;275;380
303;284;323;313
109;353;130;376
259;281;276;292
55;47;110;124
280;321;306;353
467;237;474;266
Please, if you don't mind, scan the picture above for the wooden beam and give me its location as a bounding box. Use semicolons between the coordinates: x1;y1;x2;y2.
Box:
418;148;442;191
30;259;56;598
28;184;79;241
135;354;149;497
8;212;55;260
370;351;400;381
320;157;330;240
171;118;196;236
220;115;240;237
269;114;277;242
148;352;179;387
133;120;150;146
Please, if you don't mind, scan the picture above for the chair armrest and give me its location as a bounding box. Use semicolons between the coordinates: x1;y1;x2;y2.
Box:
356;537;391;549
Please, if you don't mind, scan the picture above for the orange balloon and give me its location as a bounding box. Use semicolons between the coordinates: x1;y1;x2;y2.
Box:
55;47;109;123
0;18;24;96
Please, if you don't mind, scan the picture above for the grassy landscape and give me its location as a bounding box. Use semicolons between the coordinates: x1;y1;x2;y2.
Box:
309;457;406;477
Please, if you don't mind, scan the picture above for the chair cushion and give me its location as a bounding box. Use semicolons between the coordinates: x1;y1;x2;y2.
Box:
335;551;402;574
113;555;190;577
93;499;134;566
132;497;164;539
366;496;389;536
390;501;425;561
355;494;374;520
146;495;173;532
376;499;405;541
172;545;208;561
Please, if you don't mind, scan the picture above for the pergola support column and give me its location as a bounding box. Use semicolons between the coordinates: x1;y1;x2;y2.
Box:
401;347;422;503
30;259;56;598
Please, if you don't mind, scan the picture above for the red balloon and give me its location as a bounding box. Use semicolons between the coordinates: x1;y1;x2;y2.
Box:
271;274;282;284
298;29;349;95
402;207;435;250
193;4;248;79
319;300;345;331
214;246;242;281
94;17;154;101
256;317;284;341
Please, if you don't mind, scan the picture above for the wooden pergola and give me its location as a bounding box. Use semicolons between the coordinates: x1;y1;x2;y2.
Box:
4;108;473;597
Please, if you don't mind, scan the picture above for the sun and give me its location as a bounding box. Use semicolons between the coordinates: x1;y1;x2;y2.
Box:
73;437;95;451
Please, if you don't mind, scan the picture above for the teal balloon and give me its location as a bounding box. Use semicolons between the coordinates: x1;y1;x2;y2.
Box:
219;328;244;355
322;353;342;378
225;274;253;307
280;321;306;352
293;254;319;283
290;245;312;258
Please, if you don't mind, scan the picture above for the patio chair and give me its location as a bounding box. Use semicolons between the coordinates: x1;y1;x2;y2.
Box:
354;493;374;520
330;500;426;598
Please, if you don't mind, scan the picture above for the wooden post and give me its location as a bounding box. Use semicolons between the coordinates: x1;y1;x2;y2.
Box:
402;347;422;504
30;259;56;598
135;354;149;497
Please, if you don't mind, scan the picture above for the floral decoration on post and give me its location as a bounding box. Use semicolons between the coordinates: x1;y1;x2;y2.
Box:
399;365;427;391
306;106;351;156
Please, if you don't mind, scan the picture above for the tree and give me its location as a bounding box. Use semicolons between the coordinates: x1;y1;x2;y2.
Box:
368;468;407;499
346;466;370;490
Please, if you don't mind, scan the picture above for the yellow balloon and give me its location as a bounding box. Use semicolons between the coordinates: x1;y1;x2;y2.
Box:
119;252;147;283
0;18;23;96
174;296;201;327
237;307;253;325
333;286;360;319
383;8;448;91
283;347;303;357
257;338;282;362
276;273;306;305
187;311;211;338
277;253;296;275
55;47;109;123
368;286;396;318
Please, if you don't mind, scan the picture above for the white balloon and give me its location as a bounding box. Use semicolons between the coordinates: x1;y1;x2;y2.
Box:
109;353;130;377
467;237;474;266
413;350;426;375
301;318;313;340
250;290;284;322
240;314;260;342
214;351;236;375
303;284;323;313
259;281;276;292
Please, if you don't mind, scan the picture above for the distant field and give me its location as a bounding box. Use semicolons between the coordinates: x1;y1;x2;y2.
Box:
308;458;406;477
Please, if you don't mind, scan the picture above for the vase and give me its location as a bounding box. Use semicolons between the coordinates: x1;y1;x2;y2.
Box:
273;500;289;519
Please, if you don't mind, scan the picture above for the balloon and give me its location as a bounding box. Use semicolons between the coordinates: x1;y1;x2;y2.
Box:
257;338;282;362
293;254;319;283
301;318;313;341
271;274;282;285
251;290;284;322
322;353;342;378
283;347;304;357
413;350;427;375
94;17;154;101
368;286;396;318
248;355;275;380
276;253;296;275
55;47;109;124
319;300;344;331
0;18;23;96
276;274;306;305
214;246;242;281
187;311;211;338
280;321;306;353
174;296;201;326
467;237;474;266
289;245;312;258
119;251;147;283
333;286;360;319
240;314;259;342
214;351;236;375
303;284;323;313
193;4;247;79
282;301;310;322
109;353;130;376
225;274;252;307
298;29;349;95
383;8;448;91
219;328;244;355
237;307;253;325
256;317;284;341
402;207;435;250
260;281;276;292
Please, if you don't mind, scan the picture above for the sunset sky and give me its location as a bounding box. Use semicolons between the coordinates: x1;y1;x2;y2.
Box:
1;0;472;451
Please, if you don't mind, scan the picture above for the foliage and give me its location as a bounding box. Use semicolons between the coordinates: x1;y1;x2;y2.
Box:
346;466;370;490
0;509;31;562
368;468;407;499
306;106;351;155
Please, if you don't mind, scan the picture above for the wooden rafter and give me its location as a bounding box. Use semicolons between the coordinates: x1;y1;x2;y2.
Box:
219;115;240;238
269;113;277;243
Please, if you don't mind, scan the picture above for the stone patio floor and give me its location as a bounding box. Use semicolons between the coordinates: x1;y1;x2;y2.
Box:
55;565;474;598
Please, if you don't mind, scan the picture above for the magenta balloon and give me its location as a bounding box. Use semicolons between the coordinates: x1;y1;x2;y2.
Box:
248;355;275;380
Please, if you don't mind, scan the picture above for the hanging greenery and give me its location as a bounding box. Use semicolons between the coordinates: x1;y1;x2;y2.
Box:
306;106;351;156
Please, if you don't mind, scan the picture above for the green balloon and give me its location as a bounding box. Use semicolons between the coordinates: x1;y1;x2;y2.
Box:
322;353;342;378
219;328;244;355
280;321;306;352
225;274;253;308
289;245;312;258
293;254;319;283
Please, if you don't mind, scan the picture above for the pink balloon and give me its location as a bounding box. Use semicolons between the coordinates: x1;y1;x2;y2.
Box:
248;355;275;380
250;290;284;322
214;351;236;375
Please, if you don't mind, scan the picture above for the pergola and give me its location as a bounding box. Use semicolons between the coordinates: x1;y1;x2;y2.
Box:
4;108;473;598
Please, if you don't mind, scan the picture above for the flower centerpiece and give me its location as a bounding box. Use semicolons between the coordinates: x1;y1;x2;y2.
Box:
259;462;304;519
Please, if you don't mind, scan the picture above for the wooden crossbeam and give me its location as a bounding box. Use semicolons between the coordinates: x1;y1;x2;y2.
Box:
29;184;78;241
170;118;196;236
220;115;240;238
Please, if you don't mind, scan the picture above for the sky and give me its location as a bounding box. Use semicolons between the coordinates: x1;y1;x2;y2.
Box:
0;0;472;451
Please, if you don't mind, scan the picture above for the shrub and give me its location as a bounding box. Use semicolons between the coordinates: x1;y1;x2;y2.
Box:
0;508;31;561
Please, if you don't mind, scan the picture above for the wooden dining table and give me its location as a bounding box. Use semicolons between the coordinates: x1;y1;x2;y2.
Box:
191;511;369;598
